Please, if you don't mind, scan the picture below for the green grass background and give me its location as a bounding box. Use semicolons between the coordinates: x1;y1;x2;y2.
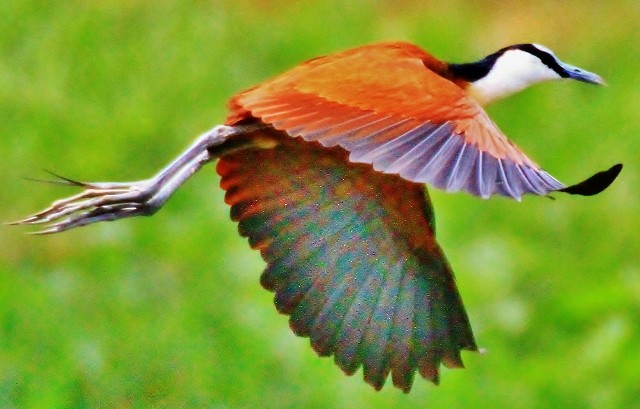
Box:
1;0;639;407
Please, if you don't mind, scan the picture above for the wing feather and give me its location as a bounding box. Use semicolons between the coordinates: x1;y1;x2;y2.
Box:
496;159;519;198
443;143;475;192
303;112;382;143
411;125;464;181
333;269;383;375
309;271;356;356
227;42;581;200
217;131;477;391
416;132;468;186
361;256;402;390
384;124;458;175
350;122;433;164
390;270;417;391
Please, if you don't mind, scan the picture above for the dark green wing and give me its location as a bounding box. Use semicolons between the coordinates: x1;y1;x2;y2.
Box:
217;131;477;392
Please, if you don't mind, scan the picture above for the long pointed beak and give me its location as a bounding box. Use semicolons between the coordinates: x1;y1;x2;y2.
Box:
559;62;606;85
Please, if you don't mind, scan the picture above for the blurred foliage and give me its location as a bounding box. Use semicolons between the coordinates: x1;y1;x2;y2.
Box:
1;0;639;407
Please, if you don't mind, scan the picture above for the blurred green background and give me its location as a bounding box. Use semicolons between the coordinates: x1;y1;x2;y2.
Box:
1;0;639;407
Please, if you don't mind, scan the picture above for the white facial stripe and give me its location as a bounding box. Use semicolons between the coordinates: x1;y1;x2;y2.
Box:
531;43;556;56
467;49;562;105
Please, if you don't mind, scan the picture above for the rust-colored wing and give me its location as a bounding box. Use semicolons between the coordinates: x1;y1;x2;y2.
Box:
217;131;477;392
226;42;609;199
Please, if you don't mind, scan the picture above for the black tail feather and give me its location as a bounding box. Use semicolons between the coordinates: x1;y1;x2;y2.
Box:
560;164;623;196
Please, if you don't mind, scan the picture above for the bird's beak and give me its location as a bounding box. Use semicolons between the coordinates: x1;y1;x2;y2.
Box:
559;62;606;85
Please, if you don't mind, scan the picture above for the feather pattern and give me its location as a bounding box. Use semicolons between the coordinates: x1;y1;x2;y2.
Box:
226;42;572;200
217;131;477;391
333;267;384;375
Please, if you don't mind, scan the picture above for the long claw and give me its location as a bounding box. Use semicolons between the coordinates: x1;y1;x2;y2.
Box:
29;190;147;226
43;169;88;187
32;170;92;187
29;205;150;234
10;187;134;225
10;178;158;233
21;170;111;188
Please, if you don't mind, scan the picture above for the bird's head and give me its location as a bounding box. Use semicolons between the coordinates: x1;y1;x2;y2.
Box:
449;43;605;105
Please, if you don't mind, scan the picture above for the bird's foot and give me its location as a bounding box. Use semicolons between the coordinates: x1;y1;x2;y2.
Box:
11;122;272;234
9;176;161;234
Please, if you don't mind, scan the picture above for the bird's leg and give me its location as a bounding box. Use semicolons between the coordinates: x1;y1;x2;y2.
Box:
11;122;270;234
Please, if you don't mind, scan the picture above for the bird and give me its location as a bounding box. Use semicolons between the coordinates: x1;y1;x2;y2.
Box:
13;42;622;392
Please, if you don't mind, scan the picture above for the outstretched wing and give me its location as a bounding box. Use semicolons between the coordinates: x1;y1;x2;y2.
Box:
226;42;618;200
217;131;477;392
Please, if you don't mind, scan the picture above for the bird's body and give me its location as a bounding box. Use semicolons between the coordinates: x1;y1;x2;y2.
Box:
15;42;621;392
226;42;612;200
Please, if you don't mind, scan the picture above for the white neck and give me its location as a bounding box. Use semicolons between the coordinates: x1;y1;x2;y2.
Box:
466;49;562;105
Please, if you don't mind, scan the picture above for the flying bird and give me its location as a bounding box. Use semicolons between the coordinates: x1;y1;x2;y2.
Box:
13;42;622;392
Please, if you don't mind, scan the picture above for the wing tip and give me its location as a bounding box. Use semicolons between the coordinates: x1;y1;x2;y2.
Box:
559;163;623;196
